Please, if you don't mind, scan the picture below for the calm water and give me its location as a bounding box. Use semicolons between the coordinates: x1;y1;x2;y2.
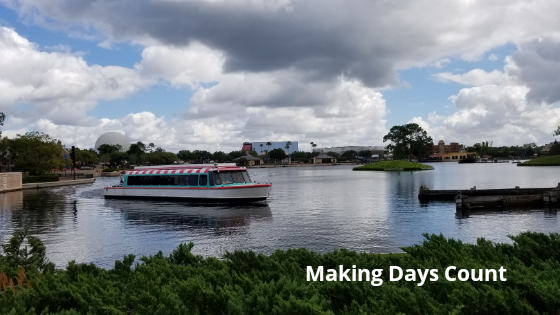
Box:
1;163;559;268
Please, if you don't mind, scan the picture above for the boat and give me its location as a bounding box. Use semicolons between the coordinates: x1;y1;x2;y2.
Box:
103;164;271;202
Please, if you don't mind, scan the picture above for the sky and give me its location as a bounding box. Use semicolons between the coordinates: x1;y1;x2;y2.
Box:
1;0;560;152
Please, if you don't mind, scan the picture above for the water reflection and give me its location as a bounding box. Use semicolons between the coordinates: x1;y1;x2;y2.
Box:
104;199;272;235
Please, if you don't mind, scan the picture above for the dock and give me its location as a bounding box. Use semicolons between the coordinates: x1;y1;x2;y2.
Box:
418;184;560;216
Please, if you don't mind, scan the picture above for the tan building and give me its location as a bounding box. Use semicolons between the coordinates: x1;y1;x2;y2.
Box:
431;140;461;155
313;153;337;164
428;140;472;162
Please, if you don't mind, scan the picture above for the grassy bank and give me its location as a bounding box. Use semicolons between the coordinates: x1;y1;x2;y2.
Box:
2;232;560;314
519;155;560;166
353;160;434;171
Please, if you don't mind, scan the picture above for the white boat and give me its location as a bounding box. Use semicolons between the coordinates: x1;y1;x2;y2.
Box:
103;164;271;202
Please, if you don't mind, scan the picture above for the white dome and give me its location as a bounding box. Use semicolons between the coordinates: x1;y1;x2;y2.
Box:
95;132;130;152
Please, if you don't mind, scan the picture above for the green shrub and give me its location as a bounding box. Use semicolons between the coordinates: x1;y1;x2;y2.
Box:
1;232;560;314
22;175;59;184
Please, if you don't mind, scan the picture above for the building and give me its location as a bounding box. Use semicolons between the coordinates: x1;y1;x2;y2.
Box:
430;140;461;155
234;154;263;166
541;141;557;155
95;132;131;152
313;152;337;164
312;146;385;155
427;140;470;162
242;141;299;154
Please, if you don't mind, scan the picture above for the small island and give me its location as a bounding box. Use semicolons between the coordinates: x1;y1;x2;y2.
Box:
519;155;560;166
353;160;434;171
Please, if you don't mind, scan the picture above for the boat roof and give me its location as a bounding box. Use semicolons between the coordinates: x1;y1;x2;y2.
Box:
127;165;246;175
133;163;237;170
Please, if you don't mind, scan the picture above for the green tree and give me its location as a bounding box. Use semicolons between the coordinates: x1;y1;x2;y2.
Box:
249;150;259;157
109;151;129;167
0;112;5;138
146;152;178;165
383;123;433;161
75;148;99;166
266;141;272;153
127;142;146;156
341;150;358;160
177;150;193;162
268;148;287;161
97;144;121;155
0;229;49;272
228;150;244;160
212;151;227;162
285;141;292;154
550;141;560;155
9;132;63;175
259;143;264;153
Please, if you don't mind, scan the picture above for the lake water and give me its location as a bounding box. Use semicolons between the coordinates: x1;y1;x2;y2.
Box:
1;163;559;268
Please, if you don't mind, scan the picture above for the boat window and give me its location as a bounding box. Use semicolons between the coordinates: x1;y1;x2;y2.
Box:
170;175;179;186
231;172;245;183
218;172;234;184
208;173;215;186
188;175;199;186
143;176;153;186
241;171;251;183
213;173;222;185
179;175;189;186
199;175;208;186
152;176;161;185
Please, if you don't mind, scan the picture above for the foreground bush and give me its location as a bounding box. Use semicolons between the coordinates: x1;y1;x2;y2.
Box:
22;175;59;184
1;232;560;314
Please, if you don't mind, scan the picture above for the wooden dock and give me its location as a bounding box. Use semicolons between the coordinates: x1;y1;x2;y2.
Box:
418;184;560;216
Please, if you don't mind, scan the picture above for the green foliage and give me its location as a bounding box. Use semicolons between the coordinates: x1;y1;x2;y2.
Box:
0;229;49;273
109;151;129;167
353;160;434;171
249;150;259;157
22;175;59;184
145;152;178;165
268;148;287;160
383;123;433;161
8;132;63;176
97;144;121;155
0;112;4;138
2;232;560;314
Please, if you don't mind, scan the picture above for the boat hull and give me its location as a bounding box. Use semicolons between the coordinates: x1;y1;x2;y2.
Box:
103;184;271;202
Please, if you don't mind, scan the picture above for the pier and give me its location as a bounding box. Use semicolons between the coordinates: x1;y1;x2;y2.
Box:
418;184;560;216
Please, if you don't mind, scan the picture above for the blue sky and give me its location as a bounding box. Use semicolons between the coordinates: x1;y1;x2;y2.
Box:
1;1;560;151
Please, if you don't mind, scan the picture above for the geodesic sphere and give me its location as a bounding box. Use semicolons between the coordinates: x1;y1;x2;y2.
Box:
95;132;130;152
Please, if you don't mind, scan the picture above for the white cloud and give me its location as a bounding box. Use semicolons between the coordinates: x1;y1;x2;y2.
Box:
433;69;510;86
488;53;498;61
0;26;152;126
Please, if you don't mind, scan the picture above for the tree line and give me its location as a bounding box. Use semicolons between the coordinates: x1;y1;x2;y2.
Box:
382;123;551;160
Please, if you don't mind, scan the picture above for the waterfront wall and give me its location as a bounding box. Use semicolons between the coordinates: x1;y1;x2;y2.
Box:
0;172;22;193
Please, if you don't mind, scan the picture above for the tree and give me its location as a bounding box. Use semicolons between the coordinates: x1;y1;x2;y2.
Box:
177;150;194;162
266;142;272;153
212;151;227;162
259;143;264;153
383;123;433;161
0;229;49;272
285;141;292;154
97;144;121;155
268;148;287;161
550;141;560;155
9;132;63;175
109;151;128;167
127;142;146;156
0;112;5;138
341;150;358;160
310;142;314;153
146;152;178;165
358;150;373;157
249;150;259;157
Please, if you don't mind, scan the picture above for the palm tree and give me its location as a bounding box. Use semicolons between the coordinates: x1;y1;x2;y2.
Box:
259;143;264;154
266;142;272;153
285;141;291;154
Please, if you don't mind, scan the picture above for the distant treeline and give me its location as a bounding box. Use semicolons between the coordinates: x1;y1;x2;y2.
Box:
1;230;559;314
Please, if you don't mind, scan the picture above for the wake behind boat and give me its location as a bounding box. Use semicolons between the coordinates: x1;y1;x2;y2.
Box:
103;164;271;202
